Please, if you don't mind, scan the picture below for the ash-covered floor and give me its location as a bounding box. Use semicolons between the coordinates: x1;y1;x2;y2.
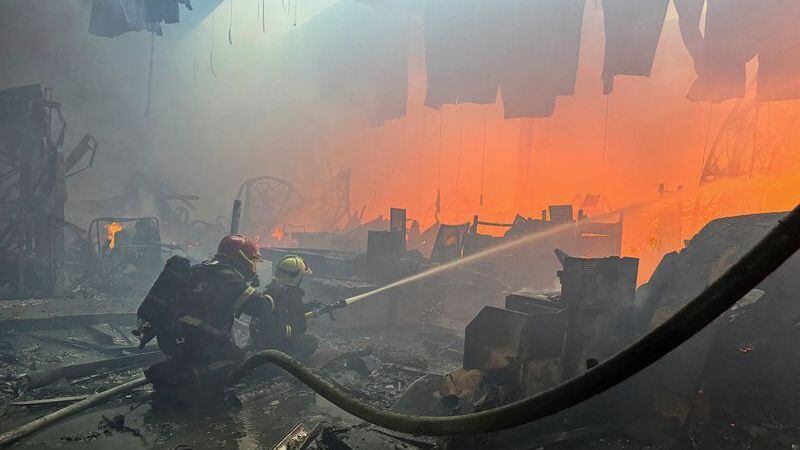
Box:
0;294;462;449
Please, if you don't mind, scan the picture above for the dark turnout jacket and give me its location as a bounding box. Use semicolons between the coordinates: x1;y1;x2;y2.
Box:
248;280;310;351
138;255;270;364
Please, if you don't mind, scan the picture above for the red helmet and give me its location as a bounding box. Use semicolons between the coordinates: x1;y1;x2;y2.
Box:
217;235;262;261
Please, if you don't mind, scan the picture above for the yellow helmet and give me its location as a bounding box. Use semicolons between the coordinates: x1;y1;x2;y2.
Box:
273;255;312;286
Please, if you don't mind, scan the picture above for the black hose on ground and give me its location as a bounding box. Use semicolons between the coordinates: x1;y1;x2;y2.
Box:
233;205;800;436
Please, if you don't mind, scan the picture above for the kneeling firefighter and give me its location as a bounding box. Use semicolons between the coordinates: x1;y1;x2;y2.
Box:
135;235;280;401
248;254;319;359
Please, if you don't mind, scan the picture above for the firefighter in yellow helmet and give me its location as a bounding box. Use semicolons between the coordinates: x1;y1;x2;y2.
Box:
273;254;312;286
249;254;319;358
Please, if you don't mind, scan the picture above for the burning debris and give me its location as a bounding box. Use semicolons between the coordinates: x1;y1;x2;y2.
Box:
105;222;123;250
87;217;166;292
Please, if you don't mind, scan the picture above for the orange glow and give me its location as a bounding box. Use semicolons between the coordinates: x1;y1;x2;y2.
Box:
106;222;123;250
270;10;800;285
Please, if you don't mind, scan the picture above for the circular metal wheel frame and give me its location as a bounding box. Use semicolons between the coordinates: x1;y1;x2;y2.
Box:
235;176;305;237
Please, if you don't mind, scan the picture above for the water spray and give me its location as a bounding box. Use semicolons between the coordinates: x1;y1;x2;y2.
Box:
307;195;667;319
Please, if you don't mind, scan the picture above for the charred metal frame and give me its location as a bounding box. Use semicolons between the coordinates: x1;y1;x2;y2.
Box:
235;175;304;237
0;85;66;297
442;207;623;261
87;217;161;279
0;85;97;297
700;97;798;184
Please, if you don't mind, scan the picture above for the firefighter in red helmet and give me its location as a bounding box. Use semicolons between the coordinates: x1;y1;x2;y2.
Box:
136;234;278;402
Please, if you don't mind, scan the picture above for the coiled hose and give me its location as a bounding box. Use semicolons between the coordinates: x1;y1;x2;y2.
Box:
232;205;800;436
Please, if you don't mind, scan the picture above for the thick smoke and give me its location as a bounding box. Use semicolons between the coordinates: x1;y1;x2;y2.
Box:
1;0;798;280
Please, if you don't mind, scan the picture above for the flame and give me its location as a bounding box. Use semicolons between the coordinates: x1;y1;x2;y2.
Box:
272;226;285;242
106;222;123;250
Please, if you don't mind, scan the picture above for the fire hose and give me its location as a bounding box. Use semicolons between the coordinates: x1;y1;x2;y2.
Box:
2;206;799;445
232;205;800;436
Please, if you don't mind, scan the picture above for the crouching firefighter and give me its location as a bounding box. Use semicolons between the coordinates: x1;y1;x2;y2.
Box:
135;235;273;402
248;254;319;360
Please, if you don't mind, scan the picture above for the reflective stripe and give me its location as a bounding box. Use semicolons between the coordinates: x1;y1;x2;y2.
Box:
264;294;275;313
164;268;187;280
232;284;257;317
178;315;202;327
144;292;170;308
177;315;227;339
285;324;293;338
204;360;235;371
